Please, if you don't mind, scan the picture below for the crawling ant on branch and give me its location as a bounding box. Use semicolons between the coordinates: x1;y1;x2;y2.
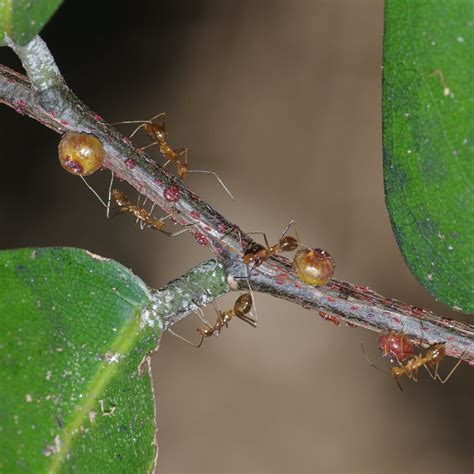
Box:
236;220;335;286
110;189;188;236
113;112;234;199
363;330;465;391
167;293;256;348
196;292;256;347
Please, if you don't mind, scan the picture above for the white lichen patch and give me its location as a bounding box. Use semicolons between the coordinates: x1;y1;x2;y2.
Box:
102;351;124;364
88;410;97;423
25;394;33;403
227;274;239;290
45;370;52;380
140;303;164;331
43;435;62;457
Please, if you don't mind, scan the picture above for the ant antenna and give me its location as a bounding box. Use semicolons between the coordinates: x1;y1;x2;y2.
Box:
423;349;466;384
167;328;203;348
185;169;234;200
361;341;403;390
111;112;166;138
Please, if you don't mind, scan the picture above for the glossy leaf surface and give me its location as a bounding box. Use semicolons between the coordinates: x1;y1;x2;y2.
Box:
383;1;474;312
0;247;161;473
0;0;62;46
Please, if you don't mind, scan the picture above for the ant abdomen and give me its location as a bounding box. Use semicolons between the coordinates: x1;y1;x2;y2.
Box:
279;236;299;252
235;293;252;316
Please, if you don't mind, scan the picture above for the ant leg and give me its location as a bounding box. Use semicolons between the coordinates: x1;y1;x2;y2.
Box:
436;352;465;384
279;219;299;242
186;169;234;200
140;142;160;151
247;232;270;248
192;307;212;327
245;280;259;324
167;328;203;348
106;170;115;219
235;312;257;328
80;176;107;208
112;112;167;138
423;362;437;380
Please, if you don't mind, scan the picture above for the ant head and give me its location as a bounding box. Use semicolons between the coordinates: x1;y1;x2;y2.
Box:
177;161;188;178
111;189;129;207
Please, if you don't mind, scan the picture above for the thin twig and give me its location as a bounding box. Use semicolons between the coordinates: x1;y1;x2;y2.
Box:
0;36;472;364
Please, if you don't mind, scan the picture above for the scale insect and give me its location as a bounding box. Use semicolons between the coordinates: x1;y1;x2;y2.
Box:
363;336;465;391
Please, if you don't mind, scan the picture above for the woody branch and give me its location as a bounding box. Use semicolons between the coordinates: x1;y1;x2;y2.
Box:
0;35;472;363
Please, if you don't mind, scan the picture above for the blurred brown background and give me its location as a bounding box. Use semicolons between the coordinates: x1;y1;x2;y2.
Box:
0;1;472;472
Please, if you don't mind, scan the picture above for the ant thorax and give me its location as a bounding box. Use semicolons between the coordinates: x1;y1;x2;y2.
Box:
243;242;266;266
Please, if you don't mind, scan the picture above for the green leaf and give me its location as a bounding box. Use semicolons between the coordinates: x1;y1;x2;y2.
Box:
382;1;474;312
0;247;162;473
0;0;62;46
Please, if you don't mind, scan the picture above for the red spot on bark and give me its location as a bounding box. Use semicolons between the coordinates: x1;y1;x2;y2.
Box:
164;186;181;202
192;232;209;246
191;211;201;220
392;316;401;324
217;223;228;234
51;111;57;118
326;296;336;303
154;177;163;186
92;113;104;122
410;306;425;317
203;225;212;232
122;136;131;145
60;120;69;126
350;305;359;311
14;99;26;113
275;273;287;285
124;158;136;169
